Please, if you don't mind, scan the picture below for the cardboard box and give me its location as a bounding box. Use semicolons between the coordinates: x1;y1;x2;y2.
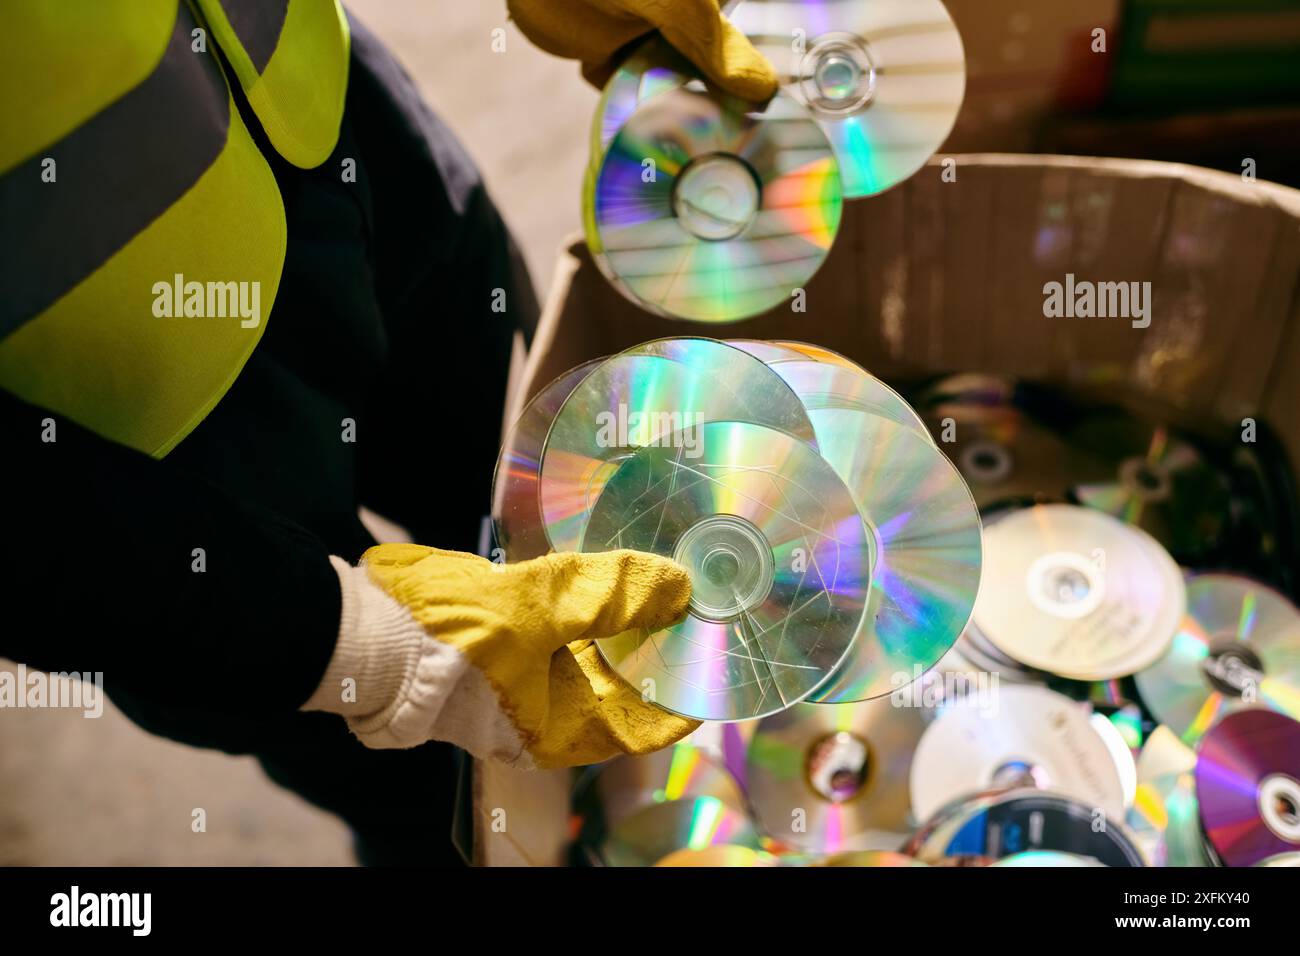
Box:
475;153;1300;866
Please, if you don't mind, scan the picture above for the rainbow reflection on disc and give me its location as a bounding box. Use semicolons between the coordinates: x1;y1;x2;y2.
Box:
806;409;982;702
728;339;931;438
1127;769;1212;867
1197;710;1300;867
730;0;966;198
601;795;760;867
491;360;602;562
1135;573;1300;745
746;699;929;853
591;35;693;158
817;851;928;867
586;87;842;322
654;845;778;867
540;337;816;553
584;421;871;721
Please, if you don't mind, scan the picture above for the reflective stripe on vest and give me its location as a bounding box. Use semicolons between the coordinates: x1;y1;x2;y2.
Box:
0;1;286;457
196;0;349;169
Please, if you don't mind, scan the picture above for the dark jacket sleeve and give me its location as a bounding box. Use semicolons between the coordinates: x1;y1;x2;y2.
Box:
1;387;341;717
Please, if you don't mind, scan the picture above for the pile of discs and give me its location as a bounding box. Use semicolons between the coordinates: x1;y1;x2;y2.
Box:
583;0;966;322
491;337;983;722
548;365;1300;867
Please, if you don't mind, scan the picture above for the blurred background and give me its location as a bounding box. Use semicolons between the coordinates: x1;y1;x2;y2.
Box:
4;0;1298;864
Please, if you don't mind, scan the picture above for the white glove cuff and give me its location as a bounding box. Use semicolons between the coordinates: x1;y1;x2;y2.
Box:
302;557;428;721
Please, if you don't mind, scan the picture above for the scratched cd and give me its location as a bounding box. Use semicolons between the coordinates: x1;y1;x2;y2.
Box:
491;361;603;562
805;410;982;702
728;339;932;438
909;685;1128;823
905;790;1147;867
1197;710;1300;867
972;504;1185;681
586;86;842;322
541;337;816;553
1135;574;1300;745
730;0;965;198
746;699;930;853
584;421;871;721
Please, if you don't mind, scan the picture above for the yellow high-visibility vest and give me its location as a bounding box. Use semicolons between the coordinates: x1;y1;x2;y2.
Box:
0;0;350;457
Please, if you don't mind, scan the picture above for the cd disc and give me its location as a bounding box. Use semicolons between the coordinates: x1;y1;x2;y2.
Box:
1135;573;1300;745
541;337;816;553
491;361;603;562
596;742;746;831
906;790;1147;866
730;0;965;198
1197;710;1300;867
991;852;1106;867
746;699;929;852
972;504;1186;681
1070;416;1230;560
585;421;872;721
1127;771;1212;867
591;35;693;157
601;795;761;867
586;87;842;322
728;340;931;439
909;685;1128;822
817;851;928;867
654;845;778;867
771;340;860;370
804;410;982;702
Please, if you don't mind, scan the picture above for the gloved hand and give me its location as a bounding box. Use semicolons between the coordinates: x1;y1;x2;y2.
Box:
508;0;778;101
303;543;699;768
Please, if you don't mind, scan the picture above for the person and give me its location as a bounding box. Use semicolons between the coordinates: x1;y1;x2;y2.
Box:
0;1;776;865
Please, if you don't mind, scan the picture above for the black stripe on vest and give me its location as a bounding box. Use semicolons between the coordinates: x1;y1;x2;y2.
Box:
219;0;289;74
0;1;230;339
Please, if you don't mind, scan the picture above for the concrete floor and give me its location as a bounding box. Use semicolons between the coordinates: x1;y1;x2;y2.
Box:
0;1;593;866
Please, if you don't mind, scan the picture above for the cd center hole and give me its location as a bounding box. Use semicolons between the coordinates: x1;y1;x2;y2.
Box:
1045;567;1091;605
816;56;858;100
702;549;742;589
1277;794;1299;825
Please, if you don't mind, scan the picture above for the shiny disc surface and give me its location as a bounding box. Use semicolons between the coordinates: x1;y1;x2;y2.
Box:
910;685;1128;822
601;795;761;867
1197;710;1300;867
1135;573;1300;745
1128;769;1212;867
1070;416;1231;560
972;504;1185;681
586;87;842;322
730;0;966;197
907;790;1147;866
596;742;746;831
806;409;982;702
491;361;602;562
585;421;871;721
541;337;816;553
746;699;929;852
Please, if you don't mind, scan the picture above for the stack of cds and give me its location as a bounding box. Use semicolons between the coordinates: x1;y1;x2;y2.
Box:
544;361;1300;867
492;337;982;722
583;0;966;322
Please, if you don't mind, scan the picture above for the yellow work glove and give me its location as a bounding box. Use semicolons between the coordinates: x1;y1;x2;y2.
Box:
508;0;778;101
303;544;699;769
